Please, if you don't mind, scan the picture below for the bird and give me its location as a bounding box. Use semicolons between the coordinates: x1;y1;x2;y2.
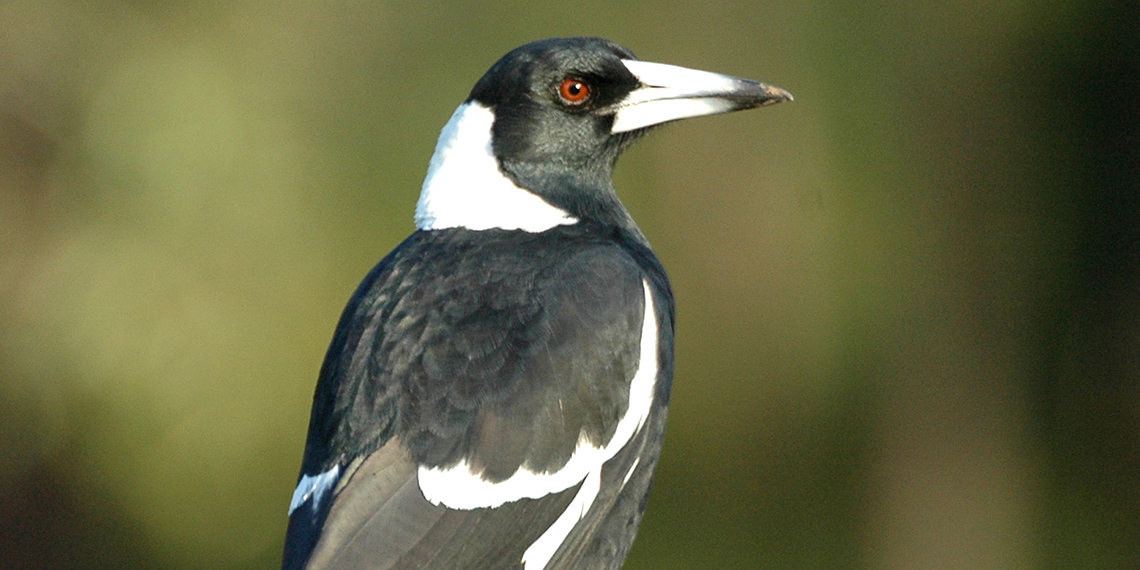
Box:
282;37;791;570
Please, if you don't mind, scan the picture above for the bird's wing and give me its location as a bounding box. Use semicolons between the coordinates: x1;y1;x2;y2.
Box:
290;420;658;570
291;437;573;570
284;228;668;570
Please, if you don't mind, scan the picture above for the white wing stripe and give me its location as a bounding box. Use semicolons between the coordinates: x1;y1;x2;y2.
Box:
620;456;641;489
521;469;602;570
288;465;341;515
417;280;659;511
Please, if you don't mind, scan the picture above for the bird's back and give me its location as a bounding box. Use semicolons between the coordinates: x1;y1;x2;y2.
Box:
285;223;675;570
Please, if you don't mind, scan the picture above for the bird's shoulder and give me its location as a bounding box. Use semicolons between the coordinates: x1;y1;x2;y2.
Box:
302;223;662;475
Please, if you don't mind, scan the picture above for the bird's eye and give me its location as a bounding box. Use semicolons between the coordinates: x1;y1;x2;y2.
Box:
558;78;591;105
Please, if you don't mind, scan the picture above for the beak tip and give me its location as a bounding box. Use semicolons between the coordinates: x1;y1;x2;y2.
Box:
764;85;793;104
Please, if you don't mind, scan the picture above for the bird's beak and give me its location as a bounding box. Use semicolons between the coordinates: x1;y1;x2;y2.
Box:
609;60;792;134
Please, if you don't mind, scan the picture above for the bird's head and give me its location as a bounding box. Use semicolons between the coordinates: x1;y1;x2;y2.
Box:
415;37;791;232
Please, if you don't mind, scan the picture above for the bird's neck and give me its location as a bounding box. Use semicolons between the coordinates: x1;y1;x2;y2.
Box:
497;158;638;232
415;103;580;232
415;101;639;235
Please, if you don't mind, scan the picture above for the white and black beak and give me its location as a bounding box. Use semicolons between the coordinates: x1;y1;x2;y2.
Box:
610;59;793;133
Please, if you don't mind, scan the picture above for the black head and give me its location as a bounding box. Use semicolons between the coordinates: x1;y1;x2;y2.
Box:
468;38;645;226
422;37;792;230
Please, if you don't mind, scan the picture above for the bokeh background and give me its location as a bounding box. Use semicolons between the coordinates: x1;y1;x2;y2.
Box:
2;1;1137;569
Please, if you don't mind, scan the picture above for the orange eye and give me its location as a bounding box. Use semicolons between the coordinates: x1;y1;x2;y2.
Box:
558;79;591;104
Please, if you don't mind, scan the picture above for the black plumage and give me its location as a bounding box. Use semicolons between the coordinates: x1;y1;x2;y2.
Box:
301;223;670;480
283;37;790;570
287;224;670;570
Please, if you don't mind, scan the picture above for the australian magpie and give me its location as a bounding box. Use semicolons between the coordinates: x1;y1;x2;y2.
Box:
282;37;791;570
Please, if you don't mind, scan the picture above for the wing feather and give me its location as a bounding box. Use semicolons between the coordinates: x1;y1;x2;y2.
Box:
284;224;674;570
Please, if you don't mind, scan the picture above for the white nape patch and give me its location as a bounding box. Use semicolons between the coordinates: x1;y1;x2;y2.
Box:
417;280;659;511
521;469;602;570
415;102;579;232
288;465;341;516
611;60;745;134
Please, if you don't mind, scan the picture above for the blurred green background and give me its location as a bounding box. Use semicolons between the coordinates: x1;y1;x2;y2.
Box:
1;1;1137;569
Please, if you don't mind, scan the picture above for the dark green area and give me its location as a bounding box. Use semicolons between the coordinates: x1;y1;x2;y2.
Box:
1;1;1136;568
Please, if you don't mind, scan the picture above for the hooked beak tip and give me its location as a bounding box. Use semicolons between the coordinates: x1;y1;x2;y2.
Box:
754;84;793;106
769;86;794;103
